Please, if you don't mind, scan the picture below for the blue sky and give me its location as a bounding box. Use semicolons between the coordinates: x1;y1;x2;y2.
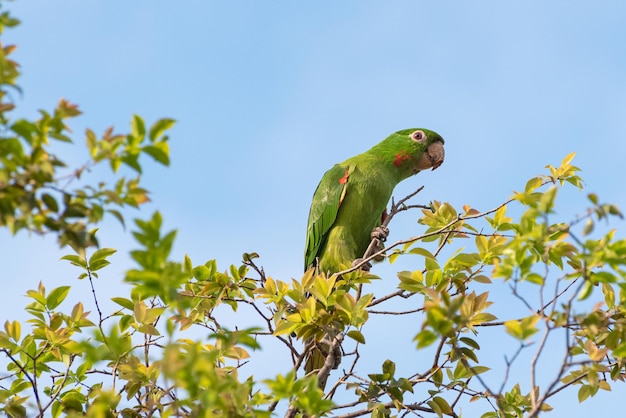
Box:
3;1;626;416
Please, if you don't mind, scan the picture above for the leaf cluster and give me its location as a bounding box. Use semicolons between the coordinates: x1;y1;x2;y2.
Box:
0;16;173;254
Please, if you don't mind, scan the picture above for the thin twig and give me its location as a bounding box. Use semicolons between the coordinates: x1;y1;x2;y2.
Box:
86;268;108;346
368;307;424;315
337;197;514;279
1;349;43;412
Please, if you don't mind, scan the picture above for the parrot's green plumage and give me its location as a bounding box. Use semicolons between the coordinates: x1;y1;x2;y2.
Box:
303;128;445;386
305;128;445;274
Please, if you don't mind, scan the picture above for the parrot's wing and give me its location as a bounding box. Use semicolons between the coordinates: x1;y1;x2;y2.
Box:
304;164;351;271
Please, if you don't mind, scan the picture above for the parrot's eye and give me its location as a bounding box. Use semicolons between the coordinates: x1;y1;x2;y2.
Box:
410;130;427;142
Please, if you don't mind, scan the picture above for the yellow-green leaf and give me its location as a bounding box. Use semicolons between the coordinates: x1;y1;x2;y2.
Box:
347;330;365;344
525;176;543;193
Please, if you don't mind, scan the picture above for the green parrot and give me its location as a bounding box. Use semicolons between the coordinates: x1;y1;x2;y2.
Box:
305;128;445;274
303;128;445;384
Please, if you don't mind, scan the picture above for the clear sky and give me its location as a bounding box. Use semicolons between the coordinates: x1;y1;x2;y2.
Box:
3;1;626;416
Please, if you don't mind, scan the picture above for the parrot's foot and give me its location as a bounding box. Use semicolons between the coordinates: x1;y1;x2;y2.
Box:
371;239;385;262
371;225;389;241
351;258;372;271
370;226;389;262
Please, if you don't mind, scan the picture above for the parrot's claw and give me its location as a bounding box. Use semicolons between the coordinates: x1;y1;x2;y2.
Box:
371;226;389;242
371;238;385;262
351;258;372;271
370;226;388;262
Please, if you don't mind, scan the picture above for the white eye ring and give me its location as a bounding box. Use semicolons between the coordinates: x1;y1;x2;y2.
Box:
410;130;427;142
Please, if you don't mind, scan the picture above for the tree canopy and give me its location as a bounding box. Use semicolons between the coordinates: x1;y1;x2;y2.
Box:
1;4;626;418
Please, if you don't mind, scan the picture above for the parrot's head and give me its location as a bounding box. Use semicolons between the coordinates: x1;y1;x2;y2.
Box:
377;128;445;174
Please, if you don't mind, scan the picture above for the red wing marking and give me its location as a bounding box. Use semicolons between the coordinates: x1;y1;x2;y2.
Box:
338;169;349;207
339;169;349;184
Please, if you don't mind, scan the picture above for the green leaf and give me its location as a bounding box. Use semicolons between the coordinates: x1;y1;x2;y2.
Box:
148;118;176;142
119;314;134;331
577;280;594;301
525;273;544;285
504;316;539;341
388;251;401;264
137;323;160;335
602;282;615;309
142;307;166;324
472;275;492;284
89;259;111;271
382;359;395;378
561;151;576;167
273;319;300;336
106;209;126;228
310;274;337;306
460;337;480;350
47;286;71;310
470;365;490;375
397;270;424;293
347;330;365;344
61;254;88;269
121;153;142;173
578;384;591;402
111;297;134;311
41;193;59;212
89;248;117;264
134;301;147;323
539;186;558;213
184;254;193;273
431;396;453;415
142;143;170;165
408;247;435;259
51;400;62;418
414;329;438;348
11;119;37;144
525;176;543;193
85;128;97;156
131;114;145;141
4;320;21;341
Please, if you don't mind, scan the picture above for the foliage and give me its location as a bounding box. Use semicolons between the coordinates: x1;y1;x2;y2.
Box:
0;5;172;254
2;4;626;418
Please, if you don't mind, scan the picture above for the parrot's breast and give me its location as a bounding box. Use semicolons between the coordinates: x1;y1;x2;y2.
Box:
317;165;395;273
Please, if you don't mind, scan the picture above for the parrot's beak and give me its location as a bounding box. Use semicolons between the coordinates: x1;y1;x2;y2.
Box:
414;140;445;171
426;141;445;170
